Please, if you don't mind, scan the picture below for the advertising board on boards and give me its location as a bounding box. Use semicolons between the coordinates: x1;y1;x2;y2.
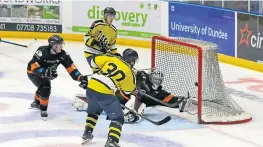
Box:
71;1;161;40
168;2;235;56
0;0;62;33
237;12;263;63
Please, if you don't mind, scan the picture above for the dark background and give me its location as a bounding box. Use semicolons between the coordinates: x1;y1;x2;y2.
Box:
237;12;263;62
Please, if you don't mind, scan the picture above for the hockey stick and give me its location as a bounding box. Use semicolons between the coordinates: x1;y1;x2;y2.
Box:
139;87;189;108
120;104;171;125
0;38;37;48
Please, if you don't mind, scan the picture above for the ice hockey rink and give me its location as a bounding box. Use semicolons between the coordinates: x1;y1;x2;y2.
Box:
1;39;263;147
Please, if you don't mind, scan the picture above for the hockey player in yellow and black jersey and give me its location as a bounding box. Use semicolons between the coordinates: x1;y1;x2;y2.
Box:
27;34;88;120
80;49;138;147
84;7;121;74
73;69;186;124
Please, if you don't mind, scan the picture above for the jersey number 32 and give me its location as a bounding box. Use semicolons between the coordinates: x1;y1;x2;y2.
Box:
100;63;125;82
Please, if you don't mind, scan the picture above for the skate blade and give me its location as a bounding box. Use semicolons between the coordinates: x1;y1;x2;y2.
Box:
81;139;92;145
29;107;39;109
42;117;47;121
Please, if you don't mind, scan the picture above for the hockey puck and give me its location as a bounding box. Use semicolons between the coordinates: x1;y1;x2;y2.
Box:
194;82;198;86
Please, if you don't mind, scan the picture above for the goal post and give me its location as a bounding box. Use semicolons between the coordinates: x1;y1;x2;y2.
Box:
151;36;252;124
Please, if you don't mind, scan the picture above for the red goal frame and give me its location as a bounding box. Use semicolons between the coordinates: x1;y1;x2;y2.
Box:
151;36;252;124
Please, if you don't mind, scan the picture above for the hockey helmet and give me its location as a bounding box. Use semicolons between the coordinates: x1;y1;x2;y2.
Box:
149;69;164;88
122;48;138;68
104;7;116;16
48;34;64;47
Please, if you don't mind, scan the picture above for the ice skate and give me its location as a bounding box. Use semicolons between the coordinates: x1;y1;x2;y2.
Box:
81;129;94;145
105;137;120;147
41;111;48;121
29;100;40;110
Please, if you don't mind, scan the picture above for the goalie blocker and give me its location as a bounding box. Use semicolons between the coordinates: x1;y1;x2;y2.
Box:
72;69;188;123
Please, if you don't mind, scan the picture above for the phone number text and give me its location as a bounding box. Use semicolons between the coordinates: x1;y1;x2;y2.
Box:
0;23;62;33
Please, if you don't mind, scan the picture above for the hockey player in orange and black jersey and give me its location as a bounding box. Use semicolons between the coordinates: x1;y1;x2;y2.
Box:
135;70;180;108
27;34;88;120
83;7;121;74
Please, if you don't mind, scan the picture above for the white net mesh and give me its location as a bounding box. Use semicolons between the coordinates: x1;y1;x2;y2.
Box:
152;36;252;124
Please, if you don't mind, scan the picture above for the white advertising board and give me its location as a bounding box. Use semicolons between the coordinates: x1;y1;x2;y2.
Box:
71;1;161;40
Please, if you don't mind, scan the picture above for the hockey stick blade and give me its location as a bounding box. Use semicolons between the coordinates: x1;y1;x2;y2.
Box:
121;104;171;125
0;38;37;48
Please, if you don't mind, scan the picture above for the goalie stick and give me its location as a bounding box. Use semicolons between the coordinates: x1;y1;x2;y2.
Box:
120;104;171;125
0;38;37;48
139;82;189;108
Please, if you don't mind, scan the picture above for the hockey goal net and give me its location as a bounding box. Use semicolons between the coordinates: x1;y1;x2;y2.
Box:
152;36;252;124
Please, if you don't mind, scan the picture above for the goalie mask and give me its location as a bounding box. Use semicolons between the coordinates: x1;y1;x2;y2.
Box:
149;70;164;89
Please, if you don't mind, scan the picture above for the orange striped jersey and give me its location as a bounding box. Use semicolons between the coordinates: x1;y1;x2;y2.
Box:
27;45;82;81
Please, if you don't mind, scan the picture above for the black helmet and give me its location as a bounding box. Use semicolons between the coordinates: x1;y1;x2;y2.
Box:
48;34;64;46
104;7;116;16
122;48;138;68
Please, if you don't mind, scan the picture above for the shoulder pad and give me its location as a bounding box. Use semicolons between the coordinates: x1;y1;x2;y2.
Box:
110;24;117;32
38;45;49;51
34;46;48;59
90;20;104;29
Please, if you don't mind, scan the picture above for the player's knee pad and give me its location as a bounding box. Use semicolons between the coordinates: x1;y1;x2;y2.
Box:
106;102;124;124
38;85;51;99
111;113;124;125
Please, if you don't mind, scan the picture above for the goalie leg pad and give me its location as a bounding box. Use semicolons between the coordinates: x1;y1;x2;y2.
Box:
124;95;146;115
72;94;88;111
123;95;146;124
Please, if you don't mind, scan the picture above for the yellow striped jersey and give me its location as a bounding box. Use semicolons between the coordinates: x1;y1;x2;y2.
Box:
88;54;136;95
84;20;118;58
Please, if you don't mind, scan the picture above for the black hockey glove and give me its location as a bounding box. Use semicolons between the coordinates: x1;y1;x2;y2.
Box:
133;86;145;100
79;75;89;89
43;68;58;80
99;42;108;53
136;71;147;82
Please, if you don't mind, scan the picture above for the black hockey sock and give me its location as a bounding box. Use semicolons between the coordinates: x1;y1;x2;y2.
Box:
40;104;48;111
39;97;49;111
34;93;40;104
108;121;122;143
85;114;98;132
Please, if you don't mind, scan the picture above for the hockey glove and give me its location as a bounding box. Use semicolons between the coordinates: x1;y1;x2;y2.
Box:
133;86;146;100
136;71;147;82
99;42;108;53
43;68;58;80
79;75;89;89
